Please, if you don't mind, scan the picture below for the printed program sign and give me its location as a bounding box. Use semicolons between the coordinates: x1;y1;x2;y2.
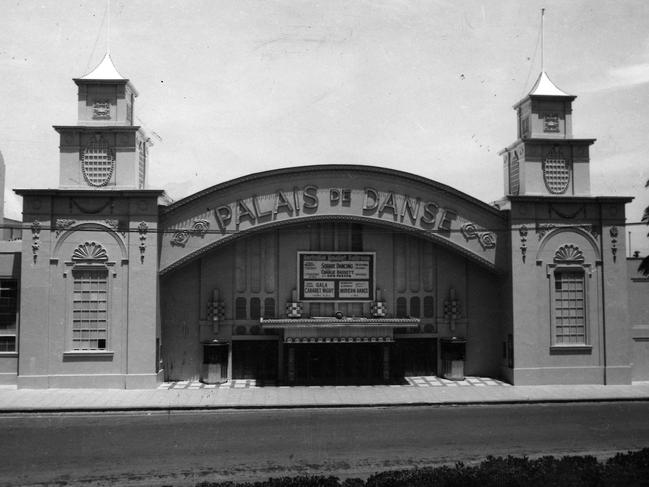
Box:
298;252;375;301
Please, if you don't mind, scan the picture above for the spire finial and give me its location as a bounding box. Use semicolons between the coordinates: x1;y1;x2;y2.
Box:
540;8;545;72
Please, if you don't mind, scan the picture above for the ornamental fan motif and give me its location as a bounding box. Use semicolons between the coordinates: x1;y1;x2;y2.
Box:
554;244;584;263
81;135;115;187
543;151;570;194
72;242;108;262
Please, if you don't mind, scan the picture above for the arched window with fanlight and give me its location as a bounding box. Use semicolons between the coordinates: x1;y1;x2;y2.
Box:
547;243;591;348
69;242;111;351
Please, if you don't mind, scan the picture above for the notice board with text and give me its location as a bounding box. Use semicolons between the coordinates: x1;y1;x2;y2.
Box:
297;252;375;302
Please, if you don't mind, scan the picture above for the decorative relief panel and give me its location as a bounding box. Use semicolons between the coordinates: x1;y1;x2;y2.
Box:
170;219;211;247
72;242;108;262
138;222;148;263
31;220;41;263
55;219;76;237
519;225;528;262
92;100;111;120
460;222;496;249
554;244;584;264
610;226;619;262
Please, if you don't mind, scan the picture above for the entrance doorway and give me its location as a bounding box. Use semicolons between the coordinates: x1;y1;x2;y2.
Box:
288;343;385;385
392;338;437;379
232;340;278;384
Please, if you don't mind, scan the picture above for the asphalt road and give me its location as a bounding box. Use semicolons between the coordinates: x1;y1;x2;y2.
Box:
4;402;649;486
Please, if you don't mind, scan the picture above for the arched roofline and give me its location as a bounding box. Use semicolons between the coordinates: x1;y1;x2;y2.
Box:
159;214;504;277
160;164;501;217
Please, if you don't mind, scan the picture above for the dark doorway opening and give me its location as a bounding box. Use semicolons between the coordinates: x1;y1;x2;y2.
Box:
392;338;437;379
232;340;278;384
288;343;386;385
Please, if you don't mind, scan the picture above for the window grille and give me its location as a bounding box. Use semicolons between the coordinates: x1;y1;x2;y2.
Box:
72;269;108;350
423;296;434;318
263;298;275;319
138;142;146;189
554;270;586;344
409;296;421;318
543;151;571;194
250;297;261;320
81;136;115;187
396;297;407;318
235;297;247;320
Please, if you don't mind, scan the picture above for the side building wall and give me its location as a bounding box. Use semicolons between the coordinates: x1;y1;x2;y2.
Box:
16;191;162;389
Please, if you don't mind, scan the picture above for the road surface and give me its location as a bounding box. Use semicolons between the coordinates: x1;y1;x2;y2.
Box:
4;402;649;486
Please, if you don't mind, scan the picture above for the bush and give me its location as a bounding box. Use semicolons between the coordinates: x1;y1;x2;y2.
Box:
195;449;649;487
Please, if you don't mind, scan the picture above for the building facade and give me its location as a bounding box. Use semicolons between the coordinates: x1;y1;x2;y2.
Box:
4;56;649;388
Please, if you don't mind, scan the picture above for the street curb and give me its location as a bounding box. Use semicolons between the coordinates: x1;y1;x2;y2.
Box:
2;396;649;414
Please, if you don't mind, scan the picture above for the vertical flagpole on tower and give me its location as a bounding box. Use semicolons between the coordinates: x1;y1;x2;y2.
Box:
540;8;545;72
107;0;111;55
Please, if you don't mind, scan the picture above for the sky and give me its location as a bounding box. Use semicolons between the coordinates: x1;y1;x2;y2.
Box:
1;0;648;255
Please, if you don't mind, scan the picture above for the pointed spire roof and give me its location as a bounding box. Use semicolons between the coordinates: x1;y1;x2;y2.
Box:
513;71;575;109
527;71;571;97
80;52;126;80
74;52;137;95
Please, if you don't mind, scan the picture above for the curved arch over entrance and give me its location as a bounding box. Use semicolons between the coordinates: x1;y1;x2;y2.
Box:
160;165;507;275
160;214;504;384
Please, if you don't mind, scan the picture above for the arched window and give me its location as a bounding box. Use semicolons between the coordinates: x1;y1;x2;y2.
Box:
409;296;421;318
235;297;247;320
250;297;261;320
263;298;275;319
396;297;407;318
70;242;110;350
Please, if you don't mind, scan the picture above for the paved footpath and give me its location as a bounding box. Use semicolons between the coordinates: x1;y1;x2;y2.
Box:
1;377;649;413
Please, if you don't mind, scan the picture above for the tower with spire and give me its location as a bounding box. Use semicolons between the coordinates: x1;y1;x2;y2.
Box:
54;53;150;189
14;52;164;389
500;71;595;197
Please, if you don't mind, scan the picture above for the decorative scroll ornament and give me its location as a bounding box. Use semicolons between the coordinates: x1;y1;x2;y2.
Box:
55;219;76;237
536;223;556;240
31;220;41;263
478;232;496;249
461;222;478;240
170;229;191;247
460;222;496;250
519;225;528;262
554;244;584;264
610;226;619;262
72;242;108;262
543;148;570;194
170;219;211;246
192;219;210;237
138;222;148;264
81;134;115;187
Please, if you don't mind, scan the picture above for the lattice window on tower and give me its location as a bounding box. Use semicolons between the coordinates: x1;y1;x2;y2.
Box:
81;135;115;187
543;149;571;194
509;151;520;196
138;140;146;189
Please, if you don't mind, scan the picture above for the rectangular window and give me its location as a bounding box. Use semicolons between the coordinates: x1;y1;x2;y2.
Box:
0;279;18;352
72;269;108;350
554;270;586;344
